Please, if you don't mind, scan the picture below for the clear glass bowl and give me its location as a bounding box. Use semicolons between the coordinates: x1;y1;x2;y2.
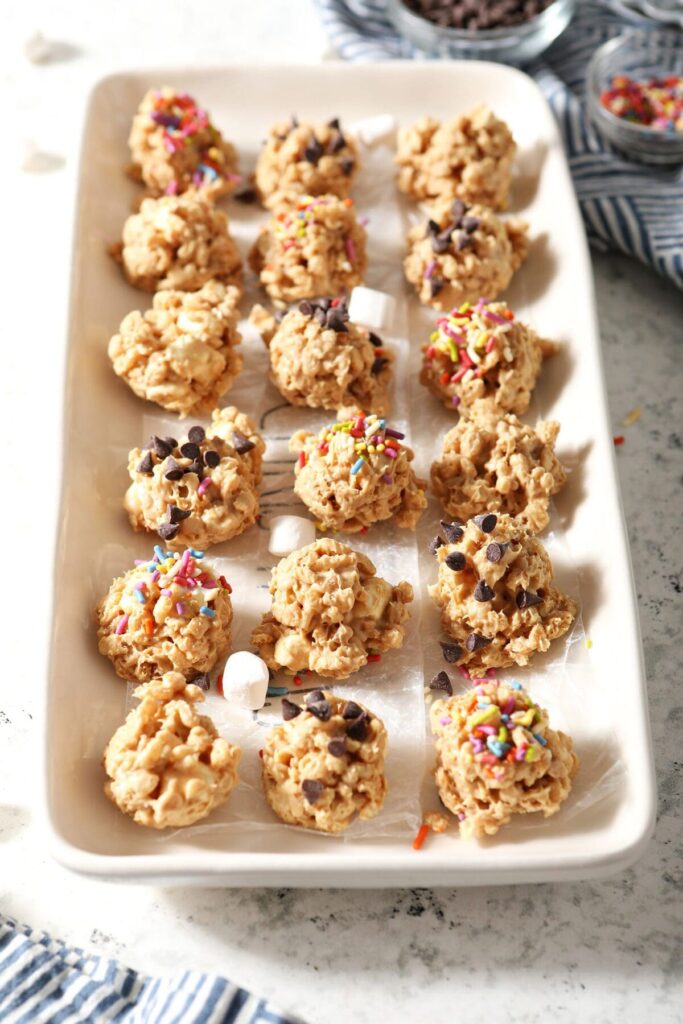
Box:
587;33;683;165
385;0;576;65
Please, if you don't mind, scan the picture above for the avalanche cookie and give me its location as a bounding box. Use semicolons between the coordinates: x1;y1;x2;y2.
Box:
430;401;566;534
96;547;232;683
124;408;264;548
429;513;576;672
248;194;367;304
104;671;240;829
421;300;555;416
404;200;527;310
255;116;359;207
395;106;516;209
257;298;393;416
116;194;242;293
251;538;413;679
291;413;427;533
128;87;239;200
108;280;242;416
431;680;578;839
261;690;387;833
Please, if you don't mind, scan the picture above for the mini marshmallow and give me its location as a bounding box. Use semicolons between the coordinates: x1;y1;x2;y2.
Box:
349;114;397;147
348;286;396;332
222;651;270;710
24;32;53;64
269;515;316;557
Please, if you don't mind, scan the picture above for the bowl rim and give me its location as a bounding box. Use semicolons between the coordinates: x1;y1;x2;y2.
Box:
388;0;574;42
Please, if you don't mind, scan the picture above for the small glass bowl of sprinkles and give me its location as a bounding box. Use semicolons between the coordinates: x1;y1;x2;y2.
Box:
587;31;683;165
385;0;576;65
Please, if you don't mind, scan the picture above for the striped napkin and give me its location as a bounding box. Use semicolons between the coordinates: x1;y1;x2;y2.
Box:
0;915;301;1024
314;0;683;289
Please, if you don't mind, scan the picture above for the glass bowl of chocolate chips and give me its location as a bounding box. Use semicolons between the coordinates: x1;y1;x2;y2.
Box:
386;0;576;65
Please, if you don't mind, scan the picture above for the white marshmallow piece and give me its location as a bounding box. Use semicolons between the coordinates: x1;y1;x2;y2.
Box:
269;515;316;557
24;32;53;64
348;286;396;332
349;114;397;148
222;651;270;711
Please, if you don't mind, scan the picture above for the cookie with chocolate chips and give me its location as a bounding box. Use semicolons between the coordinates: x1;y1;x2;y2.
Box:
123;406;265;550
255;117;360;207
261;691;388;833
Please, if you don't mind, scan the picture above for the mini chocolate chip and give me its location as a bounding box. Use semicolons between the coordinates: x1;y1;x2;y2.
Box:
184;460;203;477
313;306;327;325
455;231;473;252
368;332;383;347
307;700;332;721
466;632;492;653
461;215;480;234
430;535;445;555
304;136;323;163
440;520;464;543
282;698;302;720
158;522;179;541
486;542;508;563
451;199;466;221
299;300;314;316
188;425;205;444
152;435;173;459
474;580;495;602
431;232;451;255
328;738;347;757
168;504;191;524
430;276;445;298
445;551;466;572
325;311;348;333
317;298;332;311
473;513;498;533
426;219;440;237
430;670;453;696
234;186;258;204
232;431;256;455
516;589;544;609
440;641;463;663
371;357;388;375
346;711;368;741
328;116;341;130
164;436;177;449
342;700;363;720
328;131;347;154
307;689;326;704
137;451;154;475
191;672;211;691
302;779;325;804
180;442;200;460
204;450;220;468
274;309;286;323
164;457;184;481
340;156;354;176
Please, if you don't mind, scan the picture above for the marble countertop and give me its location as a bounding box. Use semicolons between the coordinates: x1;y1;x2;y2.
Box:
1;2;681;1022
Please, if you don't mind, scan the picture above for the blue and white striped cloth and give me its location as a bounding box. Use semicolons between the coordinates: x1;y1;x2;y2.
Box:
0;916;301;1024
314;0;683;288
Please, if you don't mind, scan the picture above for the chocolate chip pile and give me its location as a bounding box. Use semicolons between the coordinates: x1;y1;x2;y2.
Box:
403;0;555;31
282;690;373;742
297;298;386;373
427;200;480;255
281;116;354;175
137;426;255;540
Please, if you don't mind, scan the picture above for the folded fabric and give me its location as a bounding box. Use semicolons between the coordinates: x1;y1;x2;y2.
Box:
314;0;683;289
0;915;302;1024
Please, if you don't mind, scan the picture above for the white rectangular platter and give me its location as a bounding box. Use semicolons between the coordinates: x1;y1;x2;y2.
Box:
45;62;656;886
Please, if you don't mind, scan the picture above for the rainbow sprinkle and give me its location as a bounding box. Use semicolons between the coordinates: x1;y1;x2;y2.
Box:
305;412;407;482
147;89;234;192
113;546;229;636
601;75;683;133
273;194;358;256
424;300;516;387
443;681;547;771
